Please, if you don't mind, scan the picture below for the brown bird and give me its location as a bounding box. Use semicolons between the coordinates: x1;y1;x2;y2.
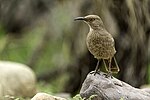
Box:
74;15;120;76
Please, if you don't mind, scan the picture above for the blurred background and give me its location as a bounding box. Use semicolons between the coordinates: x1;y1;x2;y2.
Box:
0;0;150;98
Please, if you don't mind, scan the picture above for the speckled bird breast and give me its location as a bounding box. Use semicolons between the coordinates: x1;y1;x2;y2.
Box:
86;29;116;59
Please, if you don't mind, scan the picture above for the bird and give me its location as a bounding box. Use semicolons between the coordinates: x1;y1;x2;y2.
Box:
74;15;120;77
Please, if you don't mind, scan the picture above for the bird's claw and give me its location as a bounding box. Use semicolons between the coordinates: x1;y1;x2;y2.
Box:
105;72;113;78
90;70;100;75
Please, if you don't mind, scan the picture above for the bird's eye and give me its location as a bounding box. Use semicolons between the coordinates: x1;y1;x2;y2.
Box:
89;19;95;21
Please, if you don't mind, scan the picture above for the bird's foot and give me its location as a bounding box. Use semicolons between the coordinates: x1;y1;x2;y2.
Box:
105;71;113;78
90;70;100;76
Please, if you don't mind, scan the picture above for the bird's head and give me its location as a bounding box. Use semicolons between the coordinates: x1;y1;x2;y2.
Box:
74;15;104;30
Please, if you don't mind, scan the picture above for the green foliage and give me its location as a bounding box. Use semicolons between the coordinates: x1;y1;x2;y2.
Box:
73;94;83;100
89;95;97;99
0;25;7;52
120;97;124;100
148;64;150;83
37;73;69;93
0;26;70;98
72;94;97;100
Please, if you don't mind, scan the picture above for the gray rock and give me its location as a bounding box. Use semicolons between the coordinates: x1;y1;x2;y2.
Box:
80;71;150;100
0;61;36;99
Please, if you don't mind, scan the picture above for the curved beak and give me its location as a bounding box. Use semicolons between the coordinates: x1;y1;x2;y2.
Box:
74;17;85;21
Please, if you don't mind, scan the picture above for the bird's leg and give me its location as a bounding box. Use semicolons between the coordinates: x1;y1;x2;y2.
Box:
103;59;108;72
90;60;100;75
107;58;112;78
102;59;107;77
93;60;100;75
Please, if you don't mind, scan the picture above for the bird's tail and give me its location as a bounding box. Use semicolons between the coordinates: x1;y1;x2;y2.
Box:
103;57;120;73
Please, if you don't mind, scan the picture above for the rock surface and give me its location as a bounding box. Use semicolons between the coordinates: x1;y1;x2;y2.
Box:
31;93;67;100
0;61;36;99
80;71;150;100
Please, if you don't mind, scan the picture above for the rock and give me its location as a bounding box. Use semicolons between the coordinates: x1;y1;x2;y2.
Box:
0;61;36;99
140;85;150;94
55;93;71;99
31;93;67;100
80;71;150;100
142;88;150;94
